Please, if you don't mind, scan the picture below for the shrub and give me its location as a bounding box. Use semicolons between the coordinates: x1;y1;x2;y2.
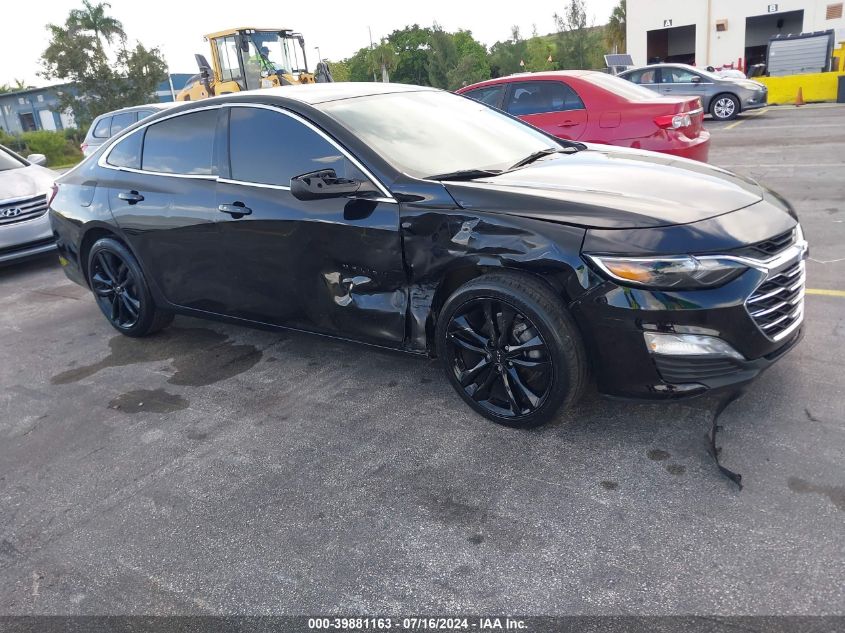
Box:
20;130;68;163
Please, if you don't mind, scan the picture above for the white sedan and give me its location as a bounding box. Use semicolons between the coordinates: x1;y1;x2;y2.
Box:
0;146;58;264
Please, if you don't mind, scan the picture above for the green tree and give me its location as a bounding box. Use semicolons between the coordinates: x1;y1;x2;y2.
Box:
489;26;528;78
41;1;167;127
554;0;603;69
0;79;33;93
606;0;626;53
387;25;433;85
368;39;397;82
427;26;458;89
346;46;375;81
67;1;126;52
447;30;490;89
525;27;556;71
326;59;350;82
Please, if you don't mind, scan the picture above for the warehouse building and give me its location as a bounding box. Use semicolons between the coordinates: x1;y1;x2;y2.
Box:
0;74;192;135
627;0;845;69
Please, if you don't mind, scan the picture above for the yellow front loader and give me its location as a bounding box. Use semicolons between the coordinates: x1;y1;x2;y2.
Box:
178;27;330;101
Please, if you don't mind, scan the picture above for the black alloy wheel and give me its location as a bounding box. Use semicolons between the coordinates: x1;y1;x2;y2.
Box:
437;272;587;427
90;249;142;330
445;297;554;420
86;237;173;337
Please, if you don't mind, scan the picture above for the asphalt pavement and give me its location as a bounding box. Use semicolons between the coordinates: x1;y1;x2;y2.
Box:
0;104;843;616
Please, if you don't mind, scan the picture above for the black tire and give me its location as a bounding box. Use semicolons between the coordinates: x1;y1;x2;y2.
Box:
87;237;173;337
710;93;740;121
436;272;587;428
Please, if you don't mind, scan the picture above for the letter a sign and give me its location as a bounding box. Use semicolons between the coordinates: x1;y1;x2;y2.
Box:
663;19;673;27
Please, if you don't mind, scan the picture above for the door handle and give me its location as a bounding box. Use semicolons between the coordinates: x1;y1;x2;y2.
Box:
218;202;252;217
118;190;144;204
557;121;579;128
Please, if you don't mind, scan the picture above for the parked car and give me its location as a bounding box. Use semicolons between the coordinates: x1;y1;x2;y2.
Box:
51;83;806;427
617;64;768;121
457;71;710;162
0;145;58;264
81;103;172;157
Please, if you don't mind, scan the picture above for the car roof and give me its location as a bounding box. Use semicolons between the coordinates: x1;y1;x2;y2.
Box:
458;70;598;92
621;63;702;74
93;103;174;119
214;82;439;105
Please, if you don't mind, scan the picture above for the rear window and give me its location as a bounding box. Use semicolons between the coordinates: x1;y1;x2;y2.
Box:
107;131;143;169
141;109;217;175
463;85;506;109
506;81;584;116
92;117;111;139
110;112;136;136
584;73;663;101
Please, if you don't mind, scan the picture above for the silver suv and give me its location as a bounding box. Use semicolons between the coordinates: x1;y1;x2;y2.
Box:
618;64;768;121
81;103;172;157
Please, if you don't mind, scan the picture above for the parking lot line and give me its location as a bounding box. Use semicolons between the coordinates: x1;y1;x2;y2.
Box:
723;107;769;130
806;288;845;298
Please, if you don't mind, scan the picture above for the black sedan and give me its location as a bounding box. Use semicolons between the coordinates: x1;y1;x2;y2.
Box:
49;83;807;427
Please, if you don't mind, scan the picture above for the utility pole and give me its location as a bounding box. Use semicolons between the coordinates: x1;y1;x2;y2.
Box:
368;26;377;82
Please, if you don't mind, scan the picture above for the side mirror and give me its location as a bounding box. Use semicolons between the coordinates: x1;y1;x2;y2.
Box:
27;154;47;166
690;76;701;84
290;169;361;201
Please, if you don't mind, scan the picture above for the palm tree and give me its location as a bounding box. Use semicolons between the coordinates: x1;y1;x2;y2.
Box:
606;0;627;54
67;1;126;51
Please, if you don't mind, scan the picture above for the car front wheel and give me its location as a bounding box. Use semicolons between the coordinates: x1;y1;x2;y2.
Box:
436;272;587;428
711;94;740;121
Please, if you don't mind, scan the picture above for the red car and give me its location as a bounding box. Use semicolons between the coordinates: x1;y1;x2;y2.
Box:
457;71;710;162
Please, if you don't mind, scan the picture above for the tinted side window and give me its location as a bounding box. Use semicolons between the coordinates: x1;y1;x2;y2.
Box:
464;85;506;109
228;107;362;186
136;110;155;120
110;112;136;136
662;68;701;84
625;68;659;84
142;109;217;175
506;81;585;116
107;131;143;169
92;117;111;138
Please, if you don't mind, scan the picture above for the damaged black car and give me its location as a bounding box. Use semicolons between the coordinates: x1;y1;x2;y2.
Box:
50;83;807;427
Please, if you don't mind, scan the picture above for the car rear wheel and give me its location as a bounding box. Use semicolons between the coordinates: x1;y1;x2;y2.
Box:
711;94;739;121
436;272;587;428
87;237;173;337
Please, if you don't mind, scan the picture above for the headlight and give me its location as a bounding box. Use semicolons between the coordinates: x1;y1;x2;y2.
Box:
586;254;748;289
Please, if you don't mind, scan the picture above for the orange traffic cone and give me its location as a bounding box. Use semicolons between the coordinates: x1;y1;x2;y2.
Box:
795;87;805;106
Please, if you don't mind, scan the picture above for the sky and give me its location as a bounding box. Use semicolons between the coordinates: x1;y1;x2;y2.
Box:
1;0;618;86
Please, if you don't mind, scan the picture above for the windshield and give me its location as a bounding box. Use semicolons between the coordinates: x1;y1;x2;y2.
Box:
0;146;26;171
320;91;560;179
583;72;664;101
248;32;305;74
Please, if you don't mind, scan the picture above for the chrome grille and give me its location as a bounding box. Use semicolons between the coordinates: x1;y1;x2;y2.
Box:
735;228;795;259
0;194;48;226
746;259;805;342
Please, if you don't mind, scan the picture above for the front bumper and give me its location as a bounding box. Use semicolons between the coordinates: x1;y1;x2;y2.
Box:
742;89;768;111
0;211;55;264
571;239;806;400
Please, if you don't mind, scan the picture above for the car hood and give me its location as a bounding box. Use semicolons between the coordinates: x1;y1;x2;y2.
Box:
0;165;58;202
442;146;764;229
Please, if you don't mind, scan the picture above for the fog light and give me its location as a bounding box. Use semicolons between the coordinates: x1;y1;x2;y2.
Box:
644;332;744;360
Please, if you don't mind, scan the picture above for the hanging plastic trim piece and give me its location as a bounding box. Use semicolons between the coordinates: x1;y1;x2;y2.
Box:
708;388;745;489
